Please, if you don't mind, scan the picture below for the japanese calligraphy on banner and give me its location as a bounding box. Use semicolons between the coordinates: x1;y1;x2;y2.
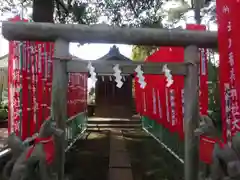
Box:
159;47;184;133
67;72;88;118
8;16;29;138
8;17;87;140
217;0;240;145
21;41;33;139
134;80;148;116
144;75;154;120
144;47;184;133
134;78;143;114
141;24;208;139
8;40;20;136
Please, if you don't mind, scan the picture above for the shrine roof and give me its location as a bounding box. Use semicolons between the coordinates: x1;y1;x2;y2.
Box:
96;45;132;61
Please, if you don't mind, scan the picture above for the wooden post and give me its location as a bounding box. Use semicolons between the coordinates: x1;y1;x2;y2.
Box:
184;45;200;180
51;39;69;180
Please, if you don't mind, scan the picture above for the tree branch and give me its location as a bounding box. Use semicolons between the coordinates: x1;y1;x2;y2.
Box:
128;0;139;18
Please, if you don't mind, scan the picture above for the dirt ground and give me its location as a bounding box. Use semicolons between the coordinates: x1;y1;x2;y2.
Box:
123;129;184;180
65;130;110;180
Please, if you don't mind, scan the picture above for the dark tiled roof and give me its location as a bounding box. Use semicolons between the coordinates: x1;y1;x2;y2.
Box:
96;45;131;61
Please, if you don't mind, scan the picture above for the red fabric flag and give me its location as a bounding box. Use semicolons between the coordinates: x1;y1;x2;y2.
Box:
80;73;88;113
232;2;240;115
135;73;148;116
144;73;153;119
144;47;184;131
21;41;32;140
199;136;218;164
134;76;142;114
217;0;240;145
150;47;184;132
83;73;88;113
67;72;88;117
164;47;184;133
36;42;46;130
8;16;30;139
45;43;54;119
67;73;73;117
144;54;162;121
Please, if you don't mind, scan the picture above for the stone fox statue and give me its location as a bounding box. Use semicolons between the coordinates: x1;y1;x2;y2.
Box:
194;115;219;138
2;132;38;179
211;133;240;180
2;133;26;180
4;119;63;180
194;115;240;180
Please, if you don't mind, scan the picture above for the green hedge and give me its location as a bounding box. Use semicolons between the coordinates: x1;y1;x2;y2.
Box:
142;116;184;160
65;112;87;142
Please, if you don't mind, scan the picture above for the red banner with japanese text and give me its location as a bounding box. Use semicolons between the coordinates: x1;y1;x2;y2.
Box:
67;72;88;118
8;40;21;136
7;18;87;139
134;77;148;116
144;74;154;120
144;24;208;139
146;47;184;133
67;73;73;117
8;16;30;139
217;0;240;146
21;41;33;139
232;2;240;119
82;73;88;113
144;53;164;122
134;77;143;114
34;42;54;133
8;16;55;139
22;41;54;137
30;42;38;135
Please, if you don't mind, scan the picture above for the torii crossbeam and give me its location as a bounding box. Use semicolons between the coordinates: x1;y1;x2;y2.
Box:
2;21;217;48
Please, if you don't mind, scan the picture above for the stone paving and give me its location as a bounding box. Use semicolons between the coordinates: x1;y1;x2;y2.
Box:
108;129;133;180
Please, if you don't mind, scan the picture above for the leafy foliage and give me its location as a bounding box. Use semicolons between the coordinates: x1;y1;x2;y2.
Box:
202;0;216;23
0;0;165;26
131;46;157;61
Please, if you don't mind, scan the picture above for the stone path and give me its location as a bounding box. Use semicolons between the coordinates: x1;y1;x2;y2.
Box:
108;129;133;180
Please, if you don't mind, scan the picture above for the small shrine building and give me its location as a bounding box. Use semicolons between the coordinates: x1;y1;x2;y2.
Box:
94;45;133;118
